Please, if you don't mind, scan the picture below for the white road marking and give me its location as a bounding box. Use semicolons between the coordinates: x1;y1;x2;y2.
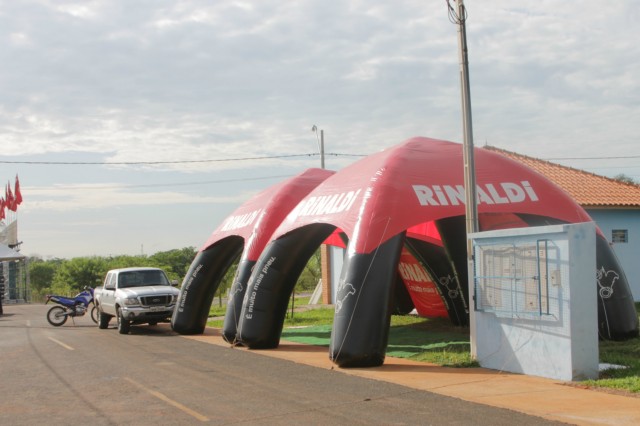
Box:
47;337;74;351
123;377;209;422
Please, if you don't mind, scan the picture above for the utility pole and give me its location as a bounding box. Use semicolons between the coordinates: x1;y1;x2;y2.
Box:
450;0;479;356
455;0;478;237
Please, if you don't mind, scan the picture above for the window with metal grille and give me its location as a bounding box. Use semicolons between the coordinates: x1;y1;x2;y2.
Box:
612;229;628;243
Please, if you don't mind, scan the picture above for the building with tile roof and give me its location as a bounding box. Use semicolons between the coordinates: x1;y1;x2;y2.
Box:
484;145;640;300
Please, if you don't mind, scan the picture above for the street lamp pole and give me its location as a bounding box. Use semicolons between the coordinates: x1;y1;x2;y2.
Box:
311;125;331;307
312;125;325;169
320;129;325;169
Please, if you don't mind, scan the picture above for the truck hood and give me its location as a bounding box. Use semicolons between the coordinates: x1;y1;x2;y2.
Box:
119;286;180;297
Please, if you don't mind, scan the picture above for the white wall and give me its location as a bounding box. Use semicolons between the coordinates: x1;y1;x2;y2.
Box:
470;223;599;381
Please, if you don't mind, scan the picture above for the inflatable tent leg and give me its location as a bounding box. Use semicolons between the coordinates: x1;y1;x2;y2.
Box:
238;224;336;349
221;259;256;343
171;237;244;335
405;238;468;326
595;234;639;340
435;217;470;326
517;214;639;340
330;233;405;368
392;272;415;315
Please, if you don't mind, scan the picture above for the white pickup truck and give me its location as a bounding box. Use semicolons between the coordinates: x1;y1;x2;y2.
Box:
94;267;180;334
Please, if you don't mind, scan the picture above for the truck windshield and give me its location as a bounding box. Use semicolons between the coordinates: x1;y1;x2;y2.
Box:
118;270;170;288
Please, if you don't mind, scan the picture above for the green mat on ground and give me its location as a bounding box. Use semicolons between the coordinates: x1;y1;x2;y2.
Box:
280;324;470;359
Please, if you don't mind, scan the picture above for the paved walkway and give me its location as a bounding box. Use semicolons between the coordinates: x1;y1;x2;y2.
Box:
184;328;640;426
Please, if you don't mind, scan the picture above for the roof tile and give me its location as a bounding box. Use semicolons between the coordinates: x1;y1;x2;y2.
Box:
483;146;640;208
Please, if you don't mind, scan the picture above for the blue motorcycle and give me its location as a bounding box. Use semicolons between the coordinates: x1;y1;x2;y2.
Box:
45;287;98;326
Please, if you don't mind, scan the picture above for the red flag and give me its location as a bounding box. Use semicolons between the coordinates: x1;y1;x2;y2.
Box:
14;175;22;206
6;182;16;212
0;197;5;220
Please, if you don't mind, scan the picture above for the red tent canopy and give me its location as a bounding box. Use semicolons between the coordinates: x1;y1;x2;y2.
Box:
201;168;334;261
274;137;592;254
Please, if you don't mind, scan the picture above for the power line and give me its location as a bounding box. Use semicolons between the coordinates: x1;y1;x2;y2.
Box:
582;165;640;170
544;155;640;161
38;174;293;191
0;152;367;166
0;153;318;165
2;150;636;165
339;152;640;161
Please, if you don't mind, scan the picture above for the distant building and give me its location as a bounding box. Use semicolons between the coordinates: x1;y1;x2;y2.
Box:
485;146;640;301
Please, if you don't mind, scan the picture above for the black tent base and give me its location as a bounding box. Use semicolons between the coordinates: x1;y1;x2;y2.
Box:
171;237;243;335
329;233;405;368
237;224;336;349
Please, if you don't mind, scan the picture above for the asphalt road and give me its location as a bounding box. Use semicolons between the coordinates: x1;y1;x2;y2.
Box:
0;304;561;425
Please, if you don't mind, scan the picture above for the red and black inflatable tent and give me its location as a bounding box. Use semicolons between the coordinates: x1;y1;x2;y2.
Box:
173;137;639;368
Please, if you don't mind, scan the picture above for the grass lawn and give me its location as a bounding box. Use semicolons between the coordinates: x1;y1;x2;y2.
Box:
207;298;640;394
583;303;640;393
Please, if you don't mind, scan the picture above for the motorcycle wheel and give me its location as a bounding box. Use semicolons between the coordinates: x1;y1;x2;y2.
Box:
46;306;68;327
116;307;130;335
90;304;98;324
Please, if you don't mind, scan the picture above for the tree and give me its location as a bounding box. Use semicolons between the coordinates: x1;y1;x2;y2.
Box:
297;248;322;291
29;261;59;292
214;257;240;307
613;174;638;185
27;249;198;300
149;247;197;279
105;255;150;270
99;253;189;282
51;257;108;295
28;258;64;301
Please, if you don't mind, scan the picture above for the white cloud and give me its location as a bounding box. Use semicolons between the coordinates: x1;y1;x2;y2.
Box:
1;0;639;257
55;3;100;20
8;32;31;47
22;183;256;212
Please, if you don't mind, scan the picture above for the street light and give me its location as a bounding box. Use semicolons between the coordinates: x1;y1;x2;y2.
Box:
311;125;325;169
311;125;329;309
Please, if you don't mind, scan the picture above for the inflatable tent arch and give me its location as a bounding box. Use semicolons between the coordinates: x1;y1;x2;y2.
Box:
171;168;334;336
234;137;638;368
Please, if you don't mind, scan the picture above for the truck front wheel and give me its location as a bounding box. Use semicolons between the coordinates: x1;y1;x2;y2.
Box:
116;307;130;334
97;305;111;329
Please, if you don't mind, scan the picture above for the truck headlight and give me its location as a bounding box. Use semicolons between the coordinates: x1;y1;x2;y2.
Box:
124;297;139;306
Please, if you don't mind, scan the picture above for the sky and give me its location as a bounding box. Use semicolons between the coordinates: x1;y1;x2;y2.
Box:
1;0;639;259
